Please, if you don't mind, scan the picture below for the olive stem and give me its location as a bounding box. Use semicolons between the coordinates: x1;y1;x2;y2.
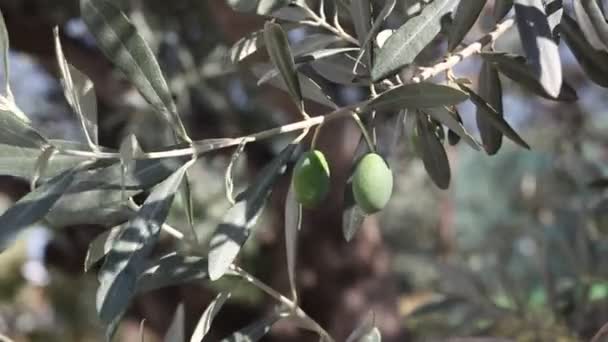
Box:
351;113;375;152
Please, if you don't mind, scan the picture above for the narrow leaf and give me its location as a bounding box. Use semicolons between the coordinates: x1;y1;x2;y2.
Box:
422;107;481;150
579;0;608;49
342;137;370;242
574;0;608;51
458;83;530;149
480;52;577;101
372;0;459;81
219;313;282;342
0;9;10;95
476;62;504;154
226;0;297;15
448;0;488;51
190;292;231;342
514;0;562;98
415;113;451;189
164;303;185;342
53;27;98;149
96;162;191;324
350;0;373;68
208;144;297;281
561;13;608;87
495;0;514;22
284;178;301;300
358;327;381;342
346;312;375;342
0;104;47;148
0;166;78;251
84;224;125;272
544;0;564;39
264;22;303;112
354;0;397;72
366;83;469;112
311;52;369;85
251;64;337;109
80;0;190;142
31;145;58;190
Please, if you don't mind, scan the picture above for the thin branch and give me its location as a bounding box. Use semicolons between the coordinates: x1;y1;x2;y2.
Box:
299;4;359;45
412;18;515;83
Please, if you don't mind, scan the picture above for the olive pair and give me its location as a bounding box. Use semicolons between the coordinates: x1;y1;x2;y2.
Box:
292;150;393;214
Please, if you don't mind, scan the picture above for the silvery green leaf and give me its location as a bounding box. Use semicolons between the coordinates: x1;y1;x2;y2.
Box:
544;0;563;39
346;312;375;342
80;0;190;142
574;0;608;51
375;110;406;166
480;52;577;101
350;0;372;68
137;253;217;293
458;83;530;149
311;52;369;85
229;30;264;63
179;172;197;242
53;27;98;149
164;303;185;342
96;162;191;324
577;0;608;50
0;9;10;96
448;0;487;51
514;0;562;98
561;13;608;87
366;83;469;112
226;0;301;15
264;22;303;112
284;177;301;300
358;327;381;342
208;144;296;281
251;64;337;109
291;34;343;58
354;0;397;72
295;47;360;64
219;313;282;342
415;113;450;189
495;0;514;21
84;224;125;272
342;137;370;242
422;107;480;150
31;145;57;190
476;62;504;154
372;0;459;81
0;166;78;251
190;292;231;342
0;103;47;148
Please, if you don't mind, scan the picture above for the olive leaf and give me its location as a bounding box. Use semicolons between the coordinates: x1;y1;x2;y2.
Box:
366;83;469;112
415;112;451;189
164;303;185;342
84;224;125;272
350;0;372;68
514;0;562;98
476;62;504;154
190;292;231;342
458;83;530;150
0;9;10;96
0;165;79;251
480;52;577;101
219;312;283;342
53;27;98;150
353;0;397;73
285;175;302;300
544;0;564;40
574;0;608;51
264;22;304;112
561;13;608;87
311;52;369;85
96;162;191;324
577;0;608;50
208;143;297;281
448;0;488;51
372;0;459;81
346;312;376;342
226;0;302;15
342;136;370;242
80;0;190;142
495;0;514;22
422;107;480;150
0;105;48;148
31;145;58;190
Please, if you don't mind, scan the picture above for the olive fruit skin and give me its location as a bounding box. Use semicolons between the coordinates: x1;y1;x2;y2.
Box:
293;150;331;208
352;153;393;214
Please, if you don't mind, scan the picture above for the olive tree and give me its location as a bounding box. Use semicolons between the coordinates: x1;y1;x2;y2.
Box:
0;0;606;340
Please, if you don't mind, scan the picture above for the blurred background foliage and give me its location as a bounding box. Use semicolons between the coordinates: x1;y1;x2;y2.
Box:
0;0;607;341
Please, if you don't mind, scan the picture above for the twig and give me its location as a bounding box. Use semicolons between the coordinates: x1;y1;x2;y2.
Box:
299;4;359;45
412;18;515;83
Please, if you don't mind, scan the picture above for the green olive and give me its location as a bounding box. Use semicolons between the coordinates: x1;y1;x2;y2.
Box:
352;153;393;214
293;150;331;208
